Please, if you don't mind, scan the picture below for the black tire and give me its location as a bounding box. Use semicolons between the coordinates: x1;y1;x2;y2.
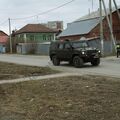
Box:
91;58;100;66
117;51;119;58
73;56;83;68
52;56;60;66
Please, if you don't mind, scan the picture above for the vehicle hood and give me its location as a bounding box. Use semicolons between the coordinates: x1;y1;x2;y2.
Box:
75;47;97;51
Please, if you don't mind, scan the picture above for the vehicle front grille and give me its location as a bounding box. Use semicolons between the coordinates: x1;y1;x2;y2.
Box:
87;50;97;56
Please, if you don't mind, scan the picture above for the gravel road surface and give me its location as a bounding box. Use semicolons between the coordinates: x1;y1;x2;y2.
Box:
0;54;120;78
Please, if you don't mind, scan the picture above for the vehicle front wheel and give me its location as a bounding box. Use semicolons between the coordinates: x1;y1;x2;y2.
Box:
52;56;60;66
117;51;120;58
73;56;83;68
91;58;100;66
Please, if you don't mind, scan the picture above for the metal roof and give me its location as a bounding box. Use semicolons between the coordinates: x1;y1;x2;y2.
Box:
59;5;120;37
59;17;100;37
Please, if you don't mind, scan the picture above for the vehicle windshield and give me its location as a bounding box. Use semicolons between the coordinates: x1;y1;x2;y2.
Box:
72;41;88;48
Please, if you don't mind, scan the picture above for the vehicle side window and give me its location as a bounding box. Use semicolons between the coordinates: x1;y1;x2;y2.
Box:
65;43;71;49
50;42;59;50
59;43;64;49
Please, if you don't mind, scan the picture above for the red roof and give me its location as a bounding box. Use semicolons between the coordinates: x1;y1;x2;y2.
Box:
0;31;8;36
15;24;58;34
0;36;8;44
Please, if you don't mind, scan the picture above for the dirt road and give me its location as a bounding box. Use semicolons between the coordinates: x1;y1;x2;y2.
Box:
50;57;120;78
0;54;120;78
0;54;120;120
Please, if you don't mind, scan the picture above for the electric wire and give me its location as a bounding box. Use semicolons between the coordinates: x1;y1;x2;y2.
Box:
11;0;76;21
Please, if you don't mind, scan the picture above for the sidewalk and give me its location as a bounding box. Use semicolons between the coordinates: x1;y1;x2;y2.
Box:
0;72;81;85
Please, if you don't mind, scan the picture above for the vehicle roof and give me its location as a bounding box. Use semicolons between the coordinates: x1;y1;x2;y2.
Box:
51;40;87;44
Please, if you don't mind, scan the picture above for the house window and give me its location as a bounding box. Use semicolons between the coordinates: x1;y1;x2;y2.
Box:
43;35;46;40
18;34;21;38
59;43;64;49
48;35;52;41
30;35;34;41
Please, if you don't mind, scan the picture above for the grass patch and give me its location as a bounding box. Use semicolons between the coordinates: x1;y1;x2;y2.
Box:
0;75;120;120
0;62;58;80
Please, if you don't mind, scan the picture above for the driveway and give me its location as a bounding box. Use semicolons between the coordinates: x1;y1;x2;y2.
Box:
0;54;120;78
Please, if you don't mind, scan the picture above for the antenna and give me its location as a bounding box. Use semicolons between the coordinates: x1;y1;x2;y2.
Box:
92;0;94;10
88;8;91;15
88;0;94;11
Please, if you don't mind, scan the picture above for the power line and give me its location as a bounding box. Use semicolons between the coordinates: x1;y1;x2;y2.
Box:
11;0;76;21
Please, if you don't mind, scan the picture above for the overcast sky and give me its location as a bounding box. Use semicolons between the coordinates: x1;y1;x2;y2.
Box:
0;0;120;34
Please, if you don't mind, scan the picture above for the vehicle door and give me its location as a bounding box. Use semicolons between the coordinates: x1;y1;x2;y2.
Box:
62;42;73;60
57;43;64;60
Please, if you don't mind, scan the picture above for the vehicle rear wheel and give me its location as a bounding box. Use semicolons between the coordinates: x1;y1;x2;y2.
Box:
91;58;100;66
52;55;60;66
73;56;83;68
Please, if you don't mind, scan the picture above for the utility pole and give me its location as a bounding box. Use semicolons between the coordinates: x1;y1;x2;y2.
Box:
102;0;116;52
113;0;120;20
8;18;12;53
109;0;113;53
99;0;104;56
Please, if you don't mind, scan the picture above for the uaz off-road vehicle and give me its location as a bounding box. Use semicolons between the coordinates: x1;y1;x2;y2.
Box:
49;40;101;68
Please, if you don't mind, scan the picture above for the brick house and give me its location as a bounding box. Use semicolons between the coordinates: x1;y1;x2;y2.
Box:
59;7;120;41
0;31;8;53
0;31;8;45
59;7;120;55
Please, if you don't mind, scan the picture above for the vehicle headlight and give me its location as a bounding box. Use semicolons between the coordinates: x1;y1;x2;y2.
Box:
98;50;101;53
82;51;85;54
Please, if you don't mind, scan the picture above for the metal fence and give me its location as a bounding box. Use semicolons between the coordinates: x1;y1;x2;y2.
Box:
16;42;50;55
0;44;6;53
16;39;119;56
88;38;118;56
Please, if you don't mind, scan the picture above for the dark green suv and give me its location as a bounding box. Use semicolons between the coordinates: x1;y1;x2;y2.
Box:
49;40;101;68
